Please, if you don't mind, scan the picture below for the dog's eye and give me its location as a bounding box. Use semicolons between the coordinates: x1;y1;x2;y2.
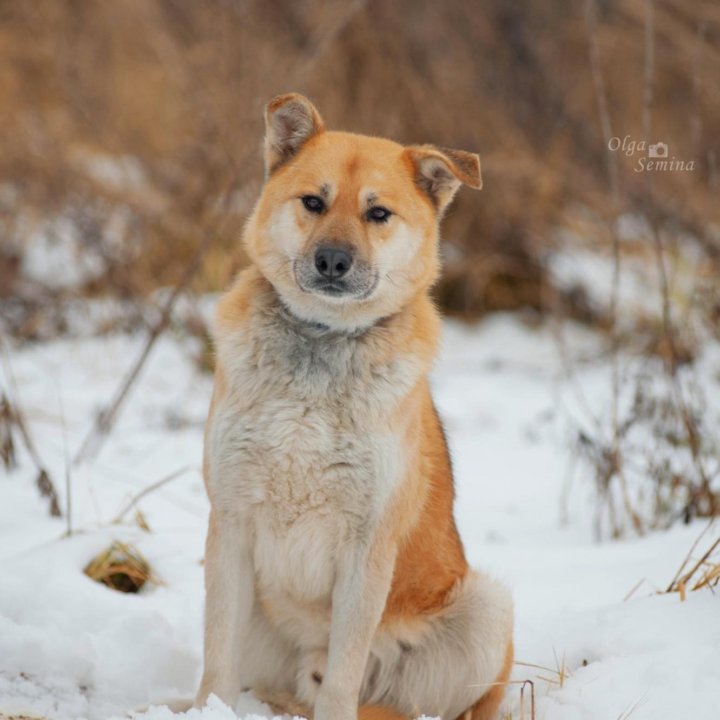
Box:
367;206;392;223
301;195;325;214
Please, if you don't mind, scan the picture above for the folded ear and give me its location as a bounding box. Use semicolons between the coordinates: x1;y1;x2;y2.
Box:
406;145;482;213
264;93;325;174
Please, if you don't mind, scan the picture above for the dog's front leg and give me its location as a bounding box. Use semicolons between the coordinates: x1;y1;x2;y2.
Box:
195;509;254;710
314;536;396;720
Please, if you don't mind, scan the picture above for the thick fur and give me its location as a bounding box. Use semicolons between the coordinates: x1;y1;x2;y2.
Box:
196;94;513;720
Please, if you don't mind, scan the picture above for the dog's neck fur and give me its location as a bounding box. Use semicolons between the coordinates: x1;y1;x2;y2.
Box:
274;295;380;341
214;268;436;403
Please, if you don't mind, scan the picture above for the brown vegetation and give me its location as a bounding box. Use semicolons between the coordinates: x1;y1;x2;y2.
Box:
1;0;718;325
84;540;153;593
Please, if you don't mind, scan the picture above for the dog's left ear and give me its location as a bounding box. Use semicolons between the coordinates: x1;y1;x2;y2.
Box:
264;93;325;174
406;145;482;213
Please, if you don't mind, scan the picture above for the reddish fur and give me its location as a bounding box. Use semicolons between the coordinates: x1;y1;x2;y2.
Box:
384;383;469;617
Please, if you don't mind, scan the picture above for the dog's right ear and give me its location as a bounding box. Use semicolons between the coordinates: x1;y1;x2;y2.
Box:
264;93;325;175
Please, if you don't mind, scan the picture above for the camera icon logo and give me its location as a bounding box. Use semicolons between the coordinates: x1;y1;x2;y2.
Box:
648;142;668;159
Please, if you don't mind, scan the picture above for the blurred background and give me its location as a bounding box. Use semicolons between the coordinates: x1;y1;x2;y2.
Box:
1;0;718;337
1;3;720;717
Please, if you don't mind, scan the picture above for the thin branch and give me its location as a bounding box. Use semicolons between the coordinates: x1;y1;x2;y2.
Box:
73;226;216;465
585;0;642;536
640;0;712;512
0;392;17;471
642;0;654;147
0;340;62;517
112;465;193;524
585;0;619;202
58;389;73;536
690;20;707;154
666;518;715;592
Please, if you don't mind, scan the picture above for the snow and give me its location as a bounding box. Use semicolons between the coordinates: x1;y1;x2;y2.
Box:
19;215;107;291
1;313;718;720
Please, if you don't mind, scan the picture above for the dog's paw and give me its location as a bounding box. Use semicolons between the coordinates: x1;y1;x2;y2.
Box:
254;687;312;719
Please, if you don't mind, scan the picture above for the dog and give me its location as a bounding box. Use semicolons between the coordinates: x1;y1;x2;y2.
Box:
195;93;513;720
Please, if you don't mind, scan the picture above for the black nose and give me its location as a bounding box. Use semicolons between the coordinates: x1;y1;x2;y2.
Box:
314;246;353;280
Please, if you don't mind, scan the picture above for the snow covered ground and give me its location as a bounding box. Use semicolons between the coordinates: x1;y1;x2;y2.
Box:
1;313;718;720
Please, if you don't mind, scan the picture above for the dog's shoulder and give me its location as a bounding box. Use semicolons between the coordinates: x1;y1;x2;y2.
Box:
214;265;272;337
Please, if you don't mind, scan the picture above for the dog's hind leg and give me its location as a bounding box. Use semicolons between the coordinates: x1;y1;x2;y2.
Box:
362;570;513;720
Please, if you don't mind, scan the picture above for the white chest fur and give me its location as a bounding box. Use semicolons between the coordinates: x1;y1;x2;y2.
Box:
208;301;422;628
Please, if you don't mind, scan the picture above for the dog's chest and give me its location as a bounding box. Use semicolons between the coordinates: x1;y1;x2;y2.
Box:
210;313;417;604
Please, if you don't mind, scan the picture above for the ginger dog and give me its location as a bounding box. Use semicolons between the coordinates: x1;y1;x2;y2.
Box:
196;93;513;720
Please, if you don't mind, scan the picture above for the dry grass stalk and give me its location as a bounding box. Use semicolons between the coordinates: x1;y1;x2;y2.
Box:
515;651;571;690
585;0;645;538
72;226;219;465
84;540;153;594
616;696;645;720
0;345;62;517
471;678;535;720
0;392;17;470
665;520;720;597
518;679;535;720
111;465;192;525
642;0;715;519
134;509;151;532
564;0;719;538
58;390;73;537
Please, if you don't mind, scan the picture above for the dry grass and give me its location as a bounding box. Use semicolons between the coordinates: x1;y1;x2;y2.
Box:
1;0;718;330
515;651;572;691
664;520;720;598
497;679;536;720
0;352;62;517
84;540;153;594
0;392;17;471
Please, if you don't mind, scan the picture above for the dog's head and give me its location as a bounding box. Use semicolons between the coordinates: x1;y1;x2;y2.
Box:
245;93;482;331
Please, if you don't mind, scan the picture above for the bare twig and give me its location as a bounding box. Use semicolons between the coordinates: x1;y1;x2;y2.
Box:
642;0;655;150
690;20;707;157
0;341;62;517
112;465;193;524
641;0;713;516
73;227;216;465
617;693;647;720
623;578;648;602
585;0;643;536
0;392;17;470
585;0;619;202
519;679;536;720
467;677;536;720
58;389;73;536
